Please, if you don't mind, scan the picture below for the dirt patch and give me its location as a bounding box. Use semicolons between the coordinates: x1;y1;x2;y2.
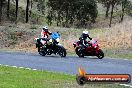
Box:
98;18;132;49
0;24;39;53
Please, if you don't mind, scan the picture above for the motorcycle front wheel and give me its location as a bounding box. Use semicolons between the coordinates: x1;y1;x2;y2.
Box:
58;46;67;57
76;47;84;58
39;48;46;56
97;49;104;59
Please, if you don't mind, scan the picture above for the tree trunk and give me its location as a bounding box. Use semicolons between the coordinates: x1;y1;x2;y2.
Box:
120;5;124;22
0;0;3;23
7;0;10;18
26;0;29;23
109;4;114;27
15;0;18;21
29;0;32;17
120;0;126;22
106;4;110;18
30;0;32;9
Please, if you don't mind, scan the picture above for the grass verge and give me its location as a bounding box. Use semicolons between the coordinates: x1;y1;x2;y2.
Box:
104;49;132;59
0;66;130;88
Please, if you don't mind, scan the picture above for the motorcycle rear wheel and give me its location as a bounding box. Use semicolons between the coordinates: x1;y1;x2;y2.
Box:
39;51;46;56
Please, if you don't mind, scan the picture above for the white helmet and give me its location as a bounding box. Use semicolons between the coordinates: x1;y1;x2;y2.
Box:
43;26;48;31
83;30;89;35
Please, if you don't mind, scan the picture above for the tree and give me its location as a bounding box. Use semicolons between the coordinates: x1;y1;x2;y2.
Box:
0;0;3;22
47;0;98;27
109;0;130;26
126;1;132;17
15;0;18;21
109;0;115;27
120;0;129;22
7;0;10;18
29;0;33;16
98;0;131;27
105;2;111;18
98;0;121;27
26;0;30;23
109;0;121;27
37;0;45;15
97;0;111;18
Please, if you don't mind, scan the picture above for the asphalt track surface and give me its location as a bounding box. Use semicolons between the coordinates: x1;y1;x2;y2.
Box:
0;52;132;85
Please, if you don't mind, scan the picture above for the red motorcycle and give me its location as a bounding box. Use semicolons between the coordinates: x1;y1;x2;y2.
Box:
73;39;104;59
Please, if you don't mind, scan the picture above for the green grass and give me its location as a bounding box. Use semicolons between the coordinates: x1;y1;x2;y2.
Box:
106;51;132;59
0;66;130;88
67;50;132;59
108;53;132;59
0;66;74;88
104;49;132;59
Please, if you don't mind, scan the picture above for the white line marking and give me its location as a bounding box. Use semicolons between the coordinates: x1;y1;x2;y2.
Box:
0;64;38;71
124;59;129;60
19;67;24;69
12;66;17;68
25;68;31;70
32;69;37;70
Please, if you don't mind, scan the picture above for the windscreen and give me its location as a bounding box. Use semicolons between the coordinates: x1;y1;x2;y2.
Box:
90;39;97;44
51;32;60;40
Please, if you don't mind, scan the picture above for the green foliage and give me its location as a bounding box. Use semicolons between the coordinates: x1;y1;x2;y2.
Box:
5;3;25;22
0;0;131;27
10;32;17;41
30;25;38;29
125;1;132;16
37;0;45;15
9;4;16;21
47;0;98;27
7;29;18;45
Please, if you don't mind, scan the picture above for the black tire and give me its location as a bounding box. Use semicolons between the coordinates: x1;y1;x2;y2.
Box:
58;46;67;57
97;49;104;59
75;47;79;55
39;48;46;56
46;49;52;55
75;47;84;58
39;51;46;56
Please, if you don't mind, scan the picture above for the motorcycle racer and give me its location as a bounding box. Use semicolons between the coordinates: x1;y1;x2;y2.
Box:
79;30;92;48
41;26;52;38
37;26;52;52
73;34;104;59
